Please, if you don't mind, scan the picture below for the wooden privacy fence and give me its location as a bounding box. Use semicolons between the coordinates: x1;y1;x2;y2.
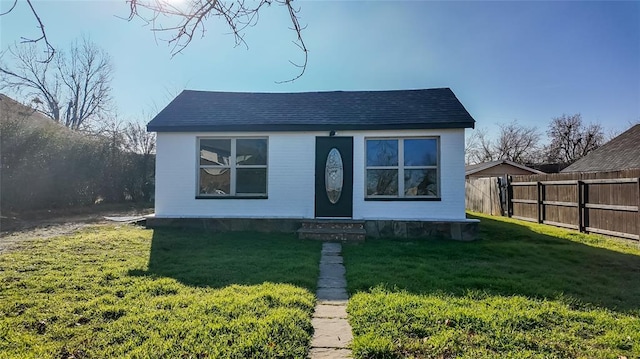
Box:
465;177;502;216
508;169;640;240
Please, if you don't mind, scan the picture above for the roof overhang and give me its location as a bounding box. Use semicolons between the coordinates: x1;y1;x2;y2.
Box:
148;121;474;133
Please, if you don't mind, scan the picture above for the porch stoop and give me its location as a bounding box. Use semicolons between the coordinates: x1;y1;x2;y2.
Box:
297;220;366;241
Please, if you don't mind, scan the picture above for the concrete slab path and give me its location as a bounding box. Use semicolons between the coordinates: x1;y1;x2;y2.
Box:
309;242;353;358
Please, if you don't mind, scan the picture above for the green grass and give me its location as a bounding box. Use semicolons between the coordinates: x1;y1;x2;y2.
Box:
343;212;640;358
0;226;322;358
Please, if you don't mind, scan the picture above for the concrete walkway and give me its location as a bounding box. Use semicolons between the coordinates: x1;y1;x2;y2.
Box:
308;242;353;359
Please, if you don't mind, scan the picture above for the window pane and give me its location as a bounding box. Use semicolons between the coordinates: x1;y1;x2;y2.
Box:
200;139;231;166
404;139;437;166
199;168;230;195
404;169;438;196
366;140;398;166
366;169;398;196
237;168;267;194
237;139;267;166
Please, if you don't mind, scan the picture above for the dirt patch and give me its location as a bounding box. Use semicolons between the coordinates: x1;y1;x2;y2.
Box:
0;204;153;253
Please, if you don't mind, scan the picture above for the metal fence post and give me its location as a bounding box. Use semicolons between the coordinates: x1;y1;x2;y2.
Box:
577;180;585;233
537;181;543;224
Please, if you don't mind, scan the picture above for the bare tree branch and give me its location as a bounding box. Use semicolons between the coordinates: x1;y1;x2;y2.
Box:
465;122;541;165
494;121;541;163
0;0;18;16
126;0;308;82
2;0;309;81
276;0;307;83
124;120;156;155
0;45;61;119
0;0;55;62
22;0;55;63
466;128;494;164
0;38;113;131
545;113;604;163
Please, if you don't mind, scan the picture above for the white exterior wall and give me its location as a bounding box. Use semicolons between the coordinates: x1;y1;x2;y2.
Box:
155;128;466;220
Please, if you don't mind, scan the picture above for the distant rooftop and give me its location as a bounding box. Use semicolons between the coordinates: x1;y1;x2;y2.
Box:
465;160;544;177
562;124;640;173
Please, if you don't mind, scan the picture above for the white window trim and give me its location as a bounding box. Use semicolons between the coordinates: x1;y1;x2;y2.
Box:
364;137;440;199
197;137;268;198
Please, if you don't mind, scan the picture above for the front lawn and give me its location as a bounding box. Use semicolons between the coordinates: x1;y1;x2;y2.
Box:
0;226;322;358
343;213;640;358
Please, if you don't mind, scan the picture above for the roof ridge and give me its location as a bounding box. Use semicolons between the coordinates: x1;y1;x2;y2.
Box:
180;88;453;95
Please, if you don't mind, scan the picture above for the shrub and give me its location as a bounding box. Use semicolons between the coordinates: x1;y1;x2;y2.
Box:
0;100;154;212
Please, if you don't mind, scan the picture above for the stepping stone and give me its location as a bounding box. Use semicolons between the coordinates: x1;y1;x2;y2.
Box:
320;255;343;264
311;318;353;348
317;288;348;301
314;304;347;319
317;299;348;306
317;276;347;288
319;263;346;278
310;241;353;359
308;348;351;359
321;242;342;255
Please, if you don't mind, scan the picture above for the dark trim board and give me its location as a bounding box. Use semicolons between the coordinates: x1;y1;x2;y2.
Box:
365;197;442;201
146;217;480;241
195;196;268;200
149;122;474;133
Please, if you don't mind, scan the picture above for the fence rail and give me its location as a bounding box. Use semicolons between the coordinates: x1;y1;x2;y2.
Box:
465;169;640;240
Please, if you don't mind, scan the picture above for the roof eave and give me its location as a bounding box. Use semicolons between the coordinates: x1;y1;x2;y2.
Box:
147;121;475;133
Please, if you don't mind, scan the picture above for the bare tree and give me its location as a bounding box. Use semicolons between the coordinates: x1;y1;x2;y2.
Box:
545;113;604;163
465;122;541;164
1;0;307;82
494;121;541;163
0;38;113;131
465;128;495;164
123;120;156;155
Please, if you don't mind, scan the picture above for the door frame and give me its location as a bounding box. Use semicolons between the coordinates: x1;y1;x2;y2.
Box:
314;136;354;218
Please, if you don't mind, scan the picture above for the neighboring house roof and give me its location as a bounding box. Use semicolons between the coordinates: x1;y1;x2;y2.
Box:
465;160;544;177
147;88;476;132
562;124;640;173
0;94;55;125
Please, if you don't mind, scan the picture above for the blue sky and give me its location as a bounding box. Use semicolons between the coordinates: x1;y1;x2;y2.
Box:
1;0;639;140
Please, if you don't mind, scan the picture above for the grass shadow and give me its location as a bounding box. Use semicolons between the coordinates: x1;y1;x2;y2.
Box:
343;213;640;313
129;228;322;291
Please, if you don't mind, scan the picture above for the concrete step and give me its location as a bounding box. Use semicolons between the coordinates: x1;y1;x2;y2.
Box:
300;219;365;231
298;227;365;241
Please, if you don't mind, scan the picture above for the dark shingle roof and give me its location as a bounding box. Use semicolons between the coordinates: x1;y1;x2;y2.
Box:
561;124;640;173
0;94;56;125
147;88;475;132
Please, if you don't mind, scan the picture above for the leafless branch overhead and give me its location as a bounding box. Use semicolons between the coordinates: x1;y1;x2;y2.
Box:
126;0;308;82
22;0;56;63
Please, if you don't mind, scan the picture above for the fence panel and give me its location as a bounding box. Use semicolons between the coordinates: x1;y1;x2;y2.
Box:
465;177;502;216
508;169;640;240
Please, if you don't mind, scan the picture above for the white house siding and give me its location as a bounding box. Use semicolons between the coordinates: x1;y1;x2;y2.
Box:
155;128;466;220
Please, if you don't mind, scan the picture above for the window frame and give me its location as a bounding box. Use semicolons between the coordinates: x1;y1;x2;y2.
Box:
196;137;268;199
364;136;441;201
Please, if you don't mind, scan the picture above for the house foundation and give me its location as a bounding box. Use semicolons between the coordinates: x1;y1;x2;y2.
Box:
145;217;480;241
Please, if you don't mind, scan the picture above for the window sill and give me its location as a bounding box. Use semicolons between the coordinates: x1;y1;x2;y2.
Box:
365;197;441;202
196;195;268;200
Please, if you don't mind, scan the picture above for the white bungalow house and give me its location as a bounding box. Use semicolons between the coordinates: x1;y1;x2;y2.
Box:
146;88;478;240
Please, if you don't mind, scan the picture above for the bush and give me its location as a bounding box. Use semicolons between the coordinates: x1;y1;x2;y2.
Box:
0;105;154;212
